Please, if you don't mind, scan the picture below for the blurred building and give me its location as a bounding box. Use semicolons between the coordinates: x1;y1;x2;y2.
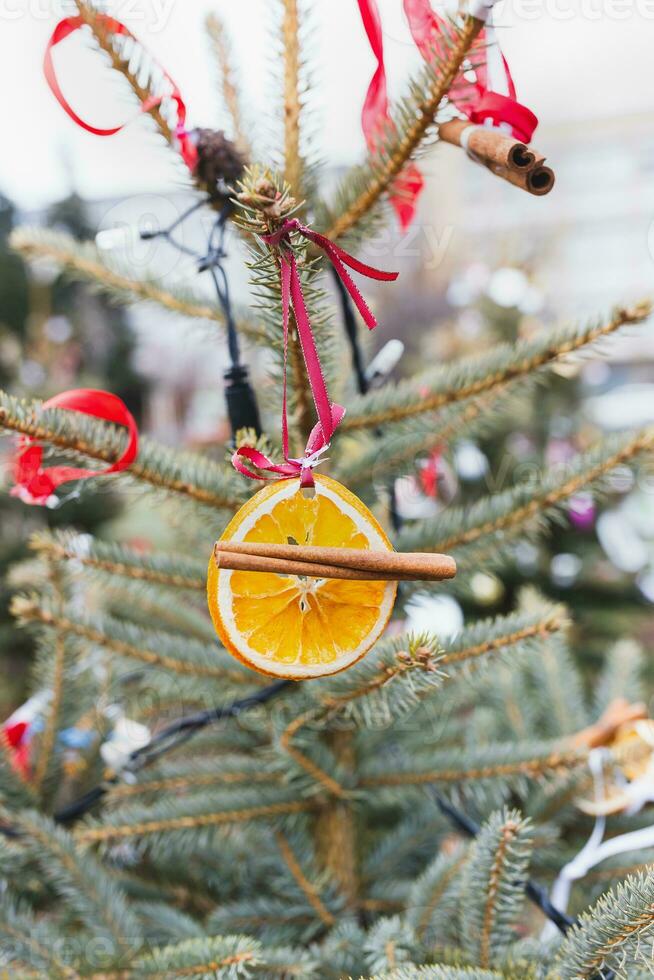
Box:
421;111;654;338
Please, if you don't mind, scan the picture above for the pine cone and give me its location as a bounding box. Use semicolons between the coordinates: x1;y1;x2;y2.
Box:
192;129;246;201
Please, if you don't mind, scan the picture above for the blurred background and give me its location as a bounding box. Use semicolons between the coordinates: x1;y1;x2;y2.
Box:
0;0;653;713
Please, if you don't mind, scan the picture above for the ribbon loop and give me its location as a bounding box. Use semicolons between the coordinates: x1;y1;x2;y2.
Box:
233;220;397;489
357;0;425;232
10;389;139;507
44;15;198;170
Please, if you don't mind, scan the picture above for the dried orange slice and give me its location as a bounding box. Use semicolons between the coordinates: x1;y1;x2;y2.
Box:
207;475;397;679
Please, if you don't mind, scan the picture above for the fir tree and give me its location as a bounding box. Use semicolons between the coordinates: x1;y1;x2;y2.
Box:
1;3;653;978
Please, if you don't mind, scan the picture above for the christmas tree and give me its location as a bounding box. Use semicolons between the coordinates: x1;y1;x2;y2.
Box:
1;3;654;978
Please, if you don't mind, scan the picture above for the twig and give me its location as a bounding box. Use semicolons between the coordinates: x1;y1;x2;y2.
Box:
429;791;614;979
206;13;250;155
282;0;303;201
342;302;652;431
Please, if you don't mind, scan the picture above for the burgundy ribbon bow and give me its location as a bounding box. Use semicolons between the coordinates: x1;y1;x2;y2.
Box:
10;388;139;507
44;15;198;170
232;219;398;489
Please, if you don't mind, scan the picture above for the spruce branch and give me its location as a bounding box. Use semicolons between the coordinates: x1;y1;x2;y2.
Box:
555;870;654;979
282;0;304;202
31;562;68;794
440;604;568;673
312;633;445;725
104;584;215;644
8;809;143;957
369;970;505;978
407;848;466;943
11;228;265;343
278;614;566;797
75;797;313;847
0;389;245;511
341;302;651;432
31;634;65;794
129;935;262;978
104;755;281;806
275;830;336;927
30;530;206;593
334;387;511;487
205;13;250;155
459;809;533;969
0;893;82;979
397;428;654;557
0;731;38;809
360;742;587;790
11;596;250;683
107;768;278;803
73;0;174;143
319;15;484;242
362;804;448;886
71;1;244;209
280;710;348;799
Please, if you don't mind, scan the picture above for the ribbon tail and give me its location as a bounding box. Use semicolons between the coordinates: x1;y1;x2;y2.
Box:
231;446;299;482
288;254;336;444
297;228;398;330
389;165;425;233
279;257;293;463
357;0;424;231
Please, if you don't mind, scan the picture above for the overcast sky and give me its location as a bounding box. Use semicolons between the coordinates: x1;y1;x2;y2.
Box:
0;0;652;210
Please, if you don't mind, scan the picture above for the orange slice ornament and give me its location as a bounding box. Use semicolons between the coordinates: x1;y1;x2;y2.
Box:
207;475;397;679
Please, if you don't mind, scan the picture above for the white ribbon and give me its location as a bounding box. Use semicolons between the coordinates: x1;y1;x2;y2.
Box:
542;747;654;941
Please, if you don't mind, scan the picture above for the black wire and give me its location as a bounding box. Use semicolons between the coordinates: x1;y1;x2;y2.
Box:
203;204;241;369
125;679;290;772
52;680;291;826
141;200;240;369
330;265;369;397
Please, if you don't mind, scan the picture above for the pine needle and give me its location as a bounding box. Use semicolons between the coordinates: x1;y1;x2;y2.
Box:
205;13;250;155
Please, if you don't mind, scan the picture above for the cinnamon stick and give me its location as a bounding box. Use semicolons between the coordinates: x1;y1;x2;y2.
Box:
439;119;555;196
214;542;457;582
488;159;555;196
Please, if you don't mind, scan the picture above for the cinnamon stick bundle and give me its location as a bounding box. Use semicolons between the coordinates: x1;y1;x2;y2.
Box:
439;119;555;197
213;542;457;582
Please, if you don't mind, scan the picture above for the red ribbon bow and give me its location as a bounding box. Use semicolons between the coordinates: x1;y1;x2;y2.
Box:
44;15;198;170
232;219;398;489
358;0;425;232
10;389;139;507
403;0;538;143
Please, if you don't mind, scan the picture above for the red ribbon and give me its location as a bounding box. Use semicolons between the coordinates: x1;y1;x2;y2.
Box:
419;446;442;499
403;0;538;143
2;720;30;778
10;389;139;507
44;15;198;170
232;219;398;489
358;0;425;232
